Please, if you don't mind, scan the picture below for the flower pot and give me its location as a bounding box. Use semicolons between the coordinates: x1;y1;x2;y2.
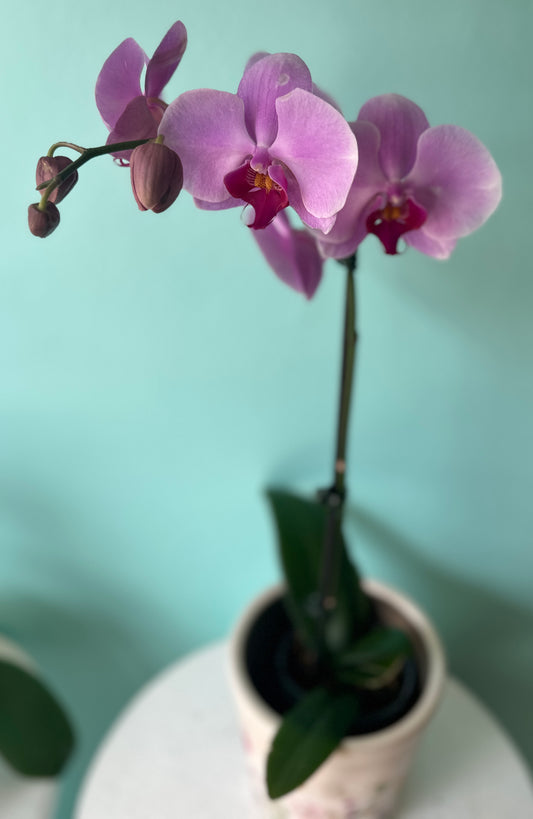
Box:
228;580;446;819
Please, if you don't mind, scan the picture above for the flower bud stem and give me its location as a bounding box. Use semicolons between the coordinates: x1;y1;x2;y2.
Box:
37;138;152;207
47;142;86;157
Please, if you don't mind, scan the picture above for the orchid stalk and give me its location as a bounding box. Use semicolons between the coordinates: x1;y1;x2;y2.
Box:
319;254;357;618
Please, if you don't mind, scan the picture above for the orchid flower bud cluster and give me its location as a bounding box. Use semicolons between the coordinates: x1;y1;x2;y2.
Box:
29;19;502;296
28;155;78;237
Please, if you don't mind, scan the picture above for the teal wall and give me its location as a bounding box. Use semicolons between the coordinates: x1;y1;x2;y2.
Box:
4;0;532;815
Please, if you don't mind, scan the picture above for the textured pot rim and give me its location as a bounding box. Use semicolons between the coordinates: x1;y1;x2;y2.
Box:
228;579;446;752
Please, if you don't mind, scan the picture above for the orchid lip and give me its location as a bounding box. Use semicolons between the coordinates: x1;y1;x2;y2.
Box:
366;196;427;254
224;161;289;229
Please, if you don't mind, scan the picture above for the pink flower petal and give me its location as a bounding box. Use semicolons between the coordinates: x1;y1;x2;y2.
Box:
243;51;270;71
403;229;457;259
107;96;159;161
286;176;338;233
159;90;255;203
319;120;386;251
406;124;502;239
312;82;342;112
252;212;323;298
358;94;430;180
95;38;147;130
193;196;238;211
270;88;358;219
271;162;336;231
145;21;187;99
237;53;313;146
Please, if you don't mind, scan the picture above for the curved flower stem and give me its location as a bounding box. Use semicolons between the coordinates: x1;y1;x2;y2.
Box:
319;254;357;612
37;138;151;209
47;142;86;157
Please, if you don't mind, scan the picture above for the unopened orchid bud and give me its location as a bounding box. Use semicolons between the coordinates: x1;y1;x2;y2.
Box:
36;156;78;204
28;202;60;237
129;142;183;213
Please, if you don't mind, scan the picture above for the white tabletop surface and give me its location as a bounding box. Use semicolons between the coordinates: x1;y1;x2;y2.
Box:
0;760;56;819
75;642;533;818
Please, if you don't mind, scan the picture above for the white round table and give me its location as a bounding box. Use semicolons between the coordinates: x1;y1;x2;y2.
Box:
0;761;56;819
75;643;533;818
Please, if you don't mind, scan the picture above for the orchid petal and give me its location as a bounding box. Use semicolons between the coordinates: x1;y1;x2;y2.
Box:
237;53;313;146
321;121;386;248
315;231;359;261
243;51;270;71
193;196;238;211
145;21;187;99
406;125;502;240
252;212;323;298
95;38;147;130
358;94;430;180
107;96;158;161
285;176;337;233
269;163;334;231
270;88;358;219
403;229;457;259
312;83;342;113
159;90;255;203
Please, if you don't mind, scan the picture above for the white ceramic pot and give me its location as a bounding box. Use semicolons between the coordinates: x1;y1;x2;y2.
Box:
228;580;446;819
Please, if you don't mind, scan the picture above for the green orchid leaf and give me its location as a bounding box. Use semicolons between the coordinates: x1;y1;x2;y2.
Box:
0;660;75;776
266;489;370;657
267;686;359;799
336;627;413;688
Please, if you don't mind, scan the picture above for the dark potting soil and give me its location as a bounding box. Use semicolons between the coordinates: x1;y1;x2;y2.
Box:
245;596;421;735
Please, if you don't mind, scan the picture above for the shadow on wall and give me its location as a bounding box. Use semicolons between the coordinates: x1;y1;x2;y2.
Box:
0;480;192;819
0;592;159;819
347;502;533;772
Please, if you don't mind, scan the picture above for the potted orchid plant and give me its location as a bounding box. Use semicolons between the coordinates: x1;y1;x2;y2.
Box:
29;19;501;817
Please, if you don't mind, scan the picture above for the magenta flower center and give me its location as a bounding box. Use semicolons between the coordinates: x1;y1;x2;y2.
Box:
224;162;289;230
366;195;426;254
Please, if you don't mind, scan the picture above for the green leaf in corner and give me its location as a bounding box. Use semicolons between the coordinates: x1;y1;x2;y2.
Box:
267;686;359;799
0;660;75;776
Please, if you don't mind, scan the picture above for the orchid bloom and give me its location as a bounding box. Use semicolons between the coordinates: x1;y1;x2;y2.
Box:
317;94;502;259
159;53;358;232
95;21;187;161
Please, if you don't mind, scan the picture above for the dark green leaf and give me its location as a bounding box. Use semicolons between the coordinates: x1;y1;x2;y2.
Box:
339;627;412;667
0;660;75;776
336;627;413;688
266;489;370;656
267;686;359;798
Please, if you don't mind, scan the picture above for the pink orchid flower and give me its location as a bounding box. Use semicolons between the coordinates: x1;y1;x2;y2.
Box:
95;21;187;162
316;94;502;259
159;53;358;232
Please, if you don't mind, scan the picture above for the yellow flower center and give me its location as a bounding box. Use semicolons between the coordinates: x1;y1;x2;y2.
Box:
380;202;404;222
253;171;276;192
